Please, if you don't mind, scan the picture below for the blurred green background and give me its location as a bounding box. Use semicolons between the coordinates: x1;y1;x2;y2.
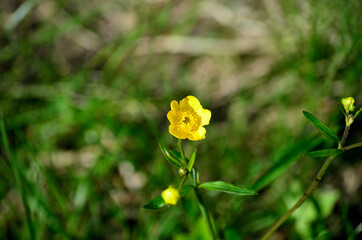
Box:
1;0;362;239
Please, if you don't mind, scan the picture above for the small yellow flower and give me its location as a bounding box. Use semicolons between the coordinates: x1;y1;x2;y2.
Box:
342;97;355;113
161;186;180;205
167;96;211;141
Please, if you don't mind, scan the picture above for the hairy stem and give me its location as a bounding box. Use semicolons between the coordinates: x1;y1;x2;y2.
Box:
261;125;350;240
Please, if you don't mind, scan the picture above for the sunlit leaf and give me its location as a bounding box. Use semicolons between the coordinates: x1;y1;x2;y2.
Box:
305;149;343;157
303;111;340;143
198;181;257;196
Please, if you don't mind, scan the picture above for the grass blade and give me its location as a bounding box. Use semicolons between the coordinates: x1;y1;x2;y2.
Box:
1;117;36;240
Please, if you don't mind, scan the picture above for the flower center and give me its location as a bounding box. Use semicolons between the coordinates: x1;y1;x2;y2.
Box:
182;116;191;124
179;111;201;132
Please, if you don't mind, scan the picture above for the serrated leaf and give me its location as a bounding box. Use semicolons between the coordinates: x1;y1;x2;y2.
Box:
303;111;340;143
142;195;165;209
187;150;197;172
198;181;257;196
159;144;183;168
306;149;344;157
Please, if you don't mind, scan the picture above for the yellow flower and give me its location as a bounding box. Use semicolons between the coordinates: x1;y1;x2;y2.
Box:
161;186;180;205
342;97;355;112
167;96;211;141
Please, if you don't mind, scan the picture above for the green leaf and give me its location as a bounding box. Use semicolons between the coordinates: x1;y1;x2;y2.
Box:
159;144;183;168
198;181;257;196
170;150;188;163
306;149;344;157
191;168;199;185
303;111;340;143
187;150;197;172
142;195;165;209
355;108;362;119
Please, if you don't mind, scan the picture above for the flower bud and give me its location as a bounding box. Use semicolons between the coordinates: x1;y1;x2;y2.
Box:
178;167;188;178
342;97;355;113
161;186;180;205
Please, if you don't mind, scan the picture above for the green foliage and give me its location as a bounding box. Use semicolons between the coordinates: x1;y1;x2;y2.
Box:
0;0;361;239
306;149;344;157
187;150;197;172
303;111;340;143
143;195;165;210
198;181;257;196
160;144;184;168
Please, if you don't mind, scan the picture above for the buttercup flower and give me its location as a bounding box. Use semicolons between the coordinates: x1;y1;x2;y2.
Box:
167;96;211;141
342;97;355;113
161;186;180;205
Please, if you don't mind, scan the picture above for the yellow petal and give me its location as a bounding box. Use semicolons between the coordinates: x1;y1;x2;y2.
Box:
199;109;211;126
182;96;211;125
167;109;178;124
169;124;187;139
185;96;202;110
186;127;206;141
170;100;179;111
180;96;200;111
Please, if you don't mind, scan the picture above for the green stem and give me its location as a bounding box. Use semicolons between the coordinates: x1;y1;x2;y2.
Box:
193;187;217;240
178;139;187;163
177;138;217;239
261;125;350;240
178;175;188;190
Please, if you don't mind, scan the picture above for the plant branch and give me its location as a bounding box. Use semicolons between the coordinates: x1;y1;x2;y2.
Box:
261;125;350;240
177;139;217;239
178;175;188;190
340;125;350;147
342;142;362;151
